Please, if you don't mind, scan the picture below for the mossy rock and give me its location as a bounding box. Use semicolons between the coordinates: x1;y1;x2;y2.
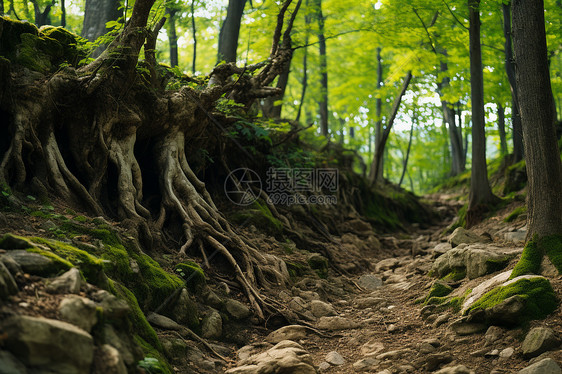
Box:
0;16;39;54
423;281;453;305
135;336;173;374
509;235;562;279
175;262;206;291
468;276;558;323
308;254;329;279
230;200;283;234
0;233;34;249
285;261;308;278
441;268;466;282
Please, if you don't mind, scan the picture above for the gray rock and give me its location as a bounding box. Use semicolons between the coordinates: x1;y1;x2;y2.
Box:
485;295;526;326
0;234;33;250
41;220;57;231
147;313;183;330
449;318;487;336
518;358;562;374
92;344;127;374
59;296;98;332
318;361;331;371
102;325;140;366
432;242;453;257
267;325;309;344
484;349;500;358
46;268;82;294
358;274;383;290
1;254;22;276
522;327;561;358
499;347;514;359
433;314;450;328
92;290;130;319
170;288;199;328
434;365;475;374
505;230;526;243
352;357;380;372
310;300;336;318
485;326;504;345
374;258;399;273
418;342;437;354
462;270;512;312
376;349;413;360
0;315;94;374
317;316;359;330
0;261;18;300
448;227;491;247
237;343;273;362
161;337;188;361
226;340;316;374
0;350;28;374
225;299;252;320
202;309;223;340
421;352;454;371
360;340;385;356
5;250;56;275
202;286;223;309
325;351;345;366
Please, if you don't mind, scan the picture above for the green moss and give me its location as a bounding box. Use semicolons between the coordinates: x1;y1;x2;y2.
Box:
135;336;172;374
425;296;450;305
486;256;511;274
26;247;73;275
542;235;562;274
308;254;329;279
285;261;308;278
29;237;104;282
469;277;557;323
0;233;34;249
133;253;184;310
510;238;543;279
423;281;453;305
504;206;526;222
175;262;206;291
73;215;89;223
230;200;283;234
441;268;466;282
448;204;468;232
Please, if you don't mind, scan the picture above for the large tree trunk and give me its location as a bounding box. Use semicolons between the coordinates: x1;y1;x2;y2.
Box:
513;0;562;239
467;0;498;225
217;0;247;63
82;0;122;58
502;2;524;162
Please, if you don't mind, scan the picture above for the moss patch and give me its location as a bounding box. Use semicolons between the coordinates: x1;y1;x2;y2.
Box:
469;277;557;323
441;268;466;282
541;235;562;274
285;261;308;278
135;336;172;374
504;206;526;222
175;261;206;291
230;200;283;234
308;254;329;279
510;238;543;279
423;281;453;305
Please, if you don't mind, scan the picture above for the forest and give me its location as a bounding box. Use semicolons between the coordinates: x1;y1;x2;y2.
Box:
0;0;562;373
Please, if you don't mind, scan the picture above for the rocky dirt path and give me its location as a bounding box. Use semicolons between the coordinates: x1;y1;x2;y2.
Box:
224;196;562;374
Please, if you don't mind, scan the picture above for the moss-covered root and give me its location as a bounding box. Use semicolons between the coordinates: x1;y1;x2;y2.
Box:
510;235;562;279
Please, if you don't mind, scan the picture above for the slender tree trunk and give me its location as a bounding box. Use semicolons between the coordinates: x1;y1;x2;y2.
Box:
60;0;66;27
369;71;413;185
513;0;562;238
313;0;329;137
264;65;291;118
217;0;246;63
497;102;508;155
296;0;311;122
166;8;178;67
502;2;524;162
373;46;384;182
191;0;197;73
82;0;122;58
0;1;4;15
467;0;498;223
399;113;415;188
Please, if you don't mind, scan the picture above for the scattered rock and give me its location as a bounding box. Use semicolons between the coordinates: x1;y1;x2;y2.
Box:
46;267;82;294
434;365;475;374
504;230;526;243
0;234;33;250
484;349;499;358
92;344;127;374
92;290;130;319
358;274;383;290
484;326;504;346
0;260;18;299
521;327;561;358
360;340;385;356
433;314;450;328
201;309;223;340
202;286;224;309
485;295;526;326
374;258;399;273
0;315;94;374
0;350;28;374
518;358;562;374
448;227;491;247
421;352;454;371
432;242;453;257
170;288;199;329
225;299;252;320
418;341;437;354
266;325;309;344
462;270;512;311
161;337;188;360
499;347;514;359
226;340;316;374
236;343;273;362
102;325;140;366
325;351;345;366
317;316;359;330
147;313;183;330
376;349;413;360
449;317;486;336
5;250;58;276
318;361;331;371
59;295;98;332
0;254;23;276
352;357;380;372
310;300;336;318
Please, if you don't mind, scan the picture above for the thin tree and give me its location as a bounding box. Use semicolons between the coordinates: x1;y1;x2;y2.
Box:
217;0;247;63
373;46;384;182
399;107;415;188
312;0;329;137
497;102;508;156
467;0;498;225
166;7;179;67
191;0;197;73
295;0;311;122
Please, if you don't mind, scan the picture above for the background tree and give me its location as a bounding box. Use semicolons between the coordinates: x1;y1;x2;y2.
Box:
217;0;247;63
82;0;122;57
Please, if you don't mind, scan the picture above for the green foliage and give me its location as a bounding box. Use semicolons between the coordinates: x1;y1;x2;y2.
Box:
135;336;172;374
469;277;558;323
504;206;526;222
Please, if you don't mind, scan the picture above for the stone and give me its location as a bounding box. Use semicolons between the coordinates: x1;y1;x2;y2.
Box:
485;326;504;345
0;254;23;276
361;340;385;356
449;318;487;336
161;337;188;360
5;250;56;275
0;350;28;374
484;349;499;358
102;325;140;366
318;361;331;371
0;260;18;300
433;314;449;328
448;227;491;247
432;242;453;257
202;286;223;309
521;327;561;358
0;234;33;250
225;299;252;320
518;358;562;374
201;309;223;340
0;315;94;374
147;313;183;330
170;288;199;329
266;325;309;344
419;342;437;354
499;347;514;359
358;274;383;290
317;316;359;330
325;351;345;366
462;270;512;312
354;297;387;309
376;349;413;360
352;357;380;372
237;343;273;362
422;352;454;371
46;267;82;294
310;300;336;318
434;365;475;374
226;340;316;374
485;295;526;326
59;295;98;332
92;290;130;319
374;258;399;273
505;230;526;243
41;220;57;231
92;344;127;374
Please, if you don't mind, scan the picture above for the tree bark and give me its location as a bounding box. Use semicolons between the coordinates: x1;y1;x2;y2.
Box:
82;0;122;57
312;0;329;137
369;71;413;186
191;0;197;73
497;102;508;155
467;0;498;224
166;8;179;67
31;0;54;26
369;47;384;182
399;112;415;188
264;63;291;118
513;0;562;238
217;0;247;63
60;0;66;27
